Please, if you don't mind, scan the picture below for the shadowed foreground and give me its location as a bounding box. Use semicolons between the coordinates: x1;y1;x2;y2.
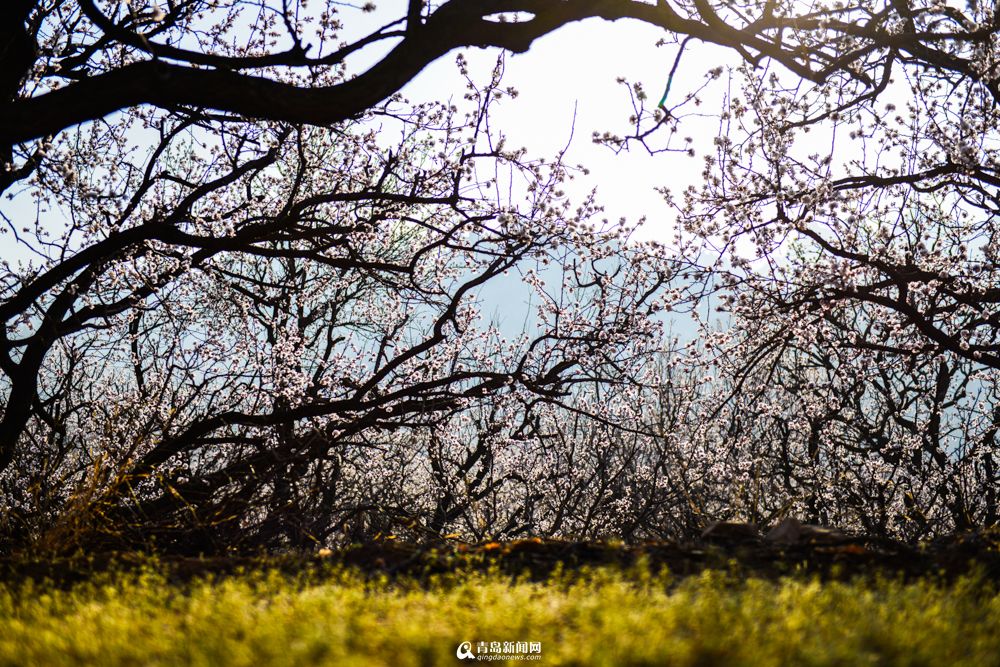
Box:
7;527;1000;586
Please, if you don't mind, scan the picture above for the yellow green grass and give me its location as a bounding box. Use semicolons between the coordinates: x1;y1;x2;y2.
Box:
1;562;998;666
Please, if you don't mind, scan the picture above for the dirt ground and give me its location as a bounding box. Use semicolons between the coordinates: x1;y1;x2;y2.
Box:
4;526;1000;586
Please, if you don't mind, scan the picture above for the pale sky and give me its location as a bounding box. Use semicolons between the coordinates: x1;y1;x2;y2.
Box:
329;2;746;244
0;2;747;338
1;3;735;254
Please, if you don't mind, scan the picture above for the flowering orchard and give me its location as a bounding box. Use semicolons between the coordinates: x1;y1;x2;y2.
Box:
2;0;1000;552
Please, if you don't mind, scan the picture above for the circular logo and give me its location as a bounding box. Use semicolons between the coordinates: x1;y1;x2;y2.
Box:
456;641;475;660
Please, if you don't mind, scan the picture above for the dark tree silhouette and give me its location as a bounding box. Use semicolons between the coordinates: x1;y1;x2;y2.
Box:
4;0;1000;551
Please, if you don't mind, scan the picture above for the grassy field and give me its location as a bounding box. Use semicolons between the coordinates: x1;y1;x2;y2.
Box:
1;561;999;666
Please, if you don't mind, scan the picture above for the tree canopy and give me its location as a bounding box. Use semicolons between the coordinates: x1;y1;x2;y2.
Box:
3;0;1000;552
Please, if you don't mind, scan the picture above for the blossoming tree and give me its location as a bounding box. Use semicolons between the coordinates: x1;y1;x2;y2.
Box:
4;0;1000;550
